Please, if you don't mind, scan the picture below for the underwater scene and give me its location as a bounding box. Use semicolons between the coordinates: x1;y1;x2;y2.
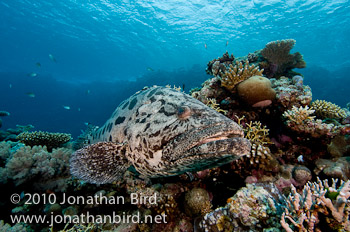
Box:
1;1;350;231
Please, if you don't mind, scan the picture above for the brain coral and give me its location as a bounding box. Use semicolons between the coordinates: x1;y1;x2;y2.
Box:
17;131;71;151
236;76;276;106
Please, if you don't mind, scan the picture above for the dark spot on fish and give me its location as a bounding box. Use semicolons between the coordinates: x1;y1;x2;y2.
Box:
129;98;137;110
150;130;161;138
147;88;158;97
109;135;112;141
122;101;129;110
141;112;147;116
159;106;175;116
102;126;106;135
115;117;125;126
150;96;156;103
144;123;150;132
154;90;164;96
149;151;154;159
135;119;140;123
140;118;146;123
124;128;128;136
108;123;113;132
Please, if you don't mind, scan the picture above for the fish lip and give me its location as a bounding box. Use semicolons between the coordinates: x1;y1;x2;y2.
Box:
188;122;244;149
191;130;243;149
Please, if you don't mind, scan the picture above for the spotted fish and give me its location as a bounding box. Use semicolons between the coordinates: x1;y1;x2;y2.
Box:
70;86;251;184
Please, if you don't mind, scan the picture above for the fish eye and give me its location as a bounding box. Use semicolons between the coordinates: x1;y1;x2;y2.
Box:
177;106;191;120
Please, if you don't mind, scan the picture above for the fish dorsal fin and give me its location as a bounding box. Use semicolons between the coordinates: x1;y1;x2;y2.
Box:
70;142;130;184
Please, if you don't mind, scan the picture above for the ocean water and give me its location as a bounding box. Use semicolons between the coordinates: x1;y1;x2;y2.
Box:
1;0;349;137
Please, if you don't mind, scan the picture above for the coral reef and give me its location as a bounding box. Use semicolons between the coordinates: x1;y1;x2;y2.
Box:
199;183;285;231
314;157;350;180
0;141;72;190
260;39;306;77
281;178;350;231
206;52;235;76
283;105;341;138
311;99;348;120
236;75;276;107
271;76;312;109
327;134;350;158
17;131;71;151
220;60;264;92
184;187;212;217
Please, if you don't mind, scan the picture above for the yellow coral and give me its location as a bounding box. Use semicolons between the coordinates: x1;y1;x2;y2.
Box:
311;100;347;120
206;98;227;115
243;121;271;145
282;105;315;125
220;60;264;91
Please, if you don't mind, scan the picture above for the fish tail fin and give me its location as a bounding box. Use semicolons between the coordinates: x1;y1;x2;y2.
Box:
70;142;130;184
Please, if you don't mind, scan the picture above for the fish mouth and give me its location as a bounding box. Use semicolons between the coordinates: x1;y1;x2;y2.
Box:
162;121;249;164
190;130;243;149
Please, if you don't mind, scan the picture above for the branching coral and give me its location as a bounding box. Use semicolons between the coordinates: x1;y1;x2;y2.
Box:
311;100;347;120
283;105;315;125
220;60;264;92
282;105;341;138
281;177;350;231
17;131;71;151
206;98;227;115
261;39;306;77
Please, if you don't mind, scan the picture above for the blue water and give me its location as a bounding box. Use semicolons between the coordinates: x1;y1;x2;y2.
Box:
1;0;349;137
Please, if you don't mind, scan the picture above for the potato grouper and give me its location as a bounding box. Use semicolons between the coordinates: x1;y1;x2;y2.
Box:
70;86;251;184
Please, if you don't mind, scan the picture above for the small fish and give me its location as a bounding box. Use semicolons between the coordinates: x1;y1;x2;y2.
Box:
63;105;71;110
146;67;154;71
36;62;41;67
204;43;207;49
84;122;91;126
9;84;12;88
28;72;38;77
226;40;229;47
49;54;57;62
86;90;91;95
78;108;81;112
26;92;35;98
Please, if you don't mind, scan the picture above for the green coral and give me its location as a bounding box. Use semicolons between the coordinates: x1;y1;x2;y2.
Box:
17;131;71;151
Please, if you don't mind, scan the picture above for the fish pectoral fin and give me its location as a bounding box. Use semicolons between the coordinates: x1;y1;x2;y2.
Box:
70;142;130;184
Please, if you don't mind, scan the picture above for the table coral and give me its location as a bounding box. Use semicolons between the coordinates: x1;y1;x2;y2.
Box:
260;39;306;77
17;131;71;151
